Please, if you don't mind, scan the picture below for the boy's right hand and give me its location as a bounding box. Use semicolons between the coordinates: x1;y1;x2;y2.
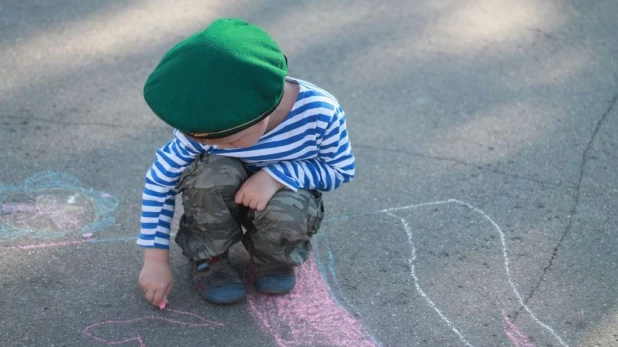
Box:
138;249;174;307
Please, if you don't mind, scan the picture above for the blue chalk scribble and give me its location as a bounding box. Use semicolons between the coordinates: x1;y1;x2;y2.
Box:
315;232;384;347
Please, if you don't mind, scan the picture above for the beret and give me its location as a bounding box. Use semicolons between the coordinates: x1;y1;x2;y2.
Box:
143;18;287;138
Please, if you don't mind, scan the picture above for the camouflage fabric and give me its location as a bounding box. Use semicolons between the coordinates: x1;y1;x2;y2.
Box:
175;154;324;267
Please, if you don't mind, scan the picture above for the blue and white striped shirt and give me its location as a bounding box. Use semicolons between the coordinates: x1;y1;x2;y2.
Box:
138;78;355;249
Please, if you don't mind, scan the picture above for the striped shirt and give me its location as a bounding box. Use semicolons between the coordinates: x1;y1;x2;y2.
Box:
138;78;355;249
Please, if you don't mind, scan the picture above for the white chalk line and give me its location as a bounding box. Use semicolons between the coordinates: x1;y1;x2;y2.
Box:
385;210;473;347
382;199;568;347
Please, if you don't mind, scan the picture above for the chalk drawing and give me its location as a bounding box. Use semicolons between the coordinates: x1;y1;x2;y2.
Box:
380;199;567;347
2;197;568;346
314;234;384;346
83;309;223;347
246;254;379;347
504;311;535;347
314;234;362;317
0;172;118;243
6;236;136;250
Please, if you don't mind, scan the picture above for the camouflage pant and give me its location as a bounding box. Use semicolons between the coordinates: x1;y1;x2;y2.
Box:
175;154;324;267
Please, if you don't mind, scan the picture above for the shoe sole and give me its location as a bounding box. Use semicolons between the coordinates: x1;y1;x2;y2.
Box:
256;288;294;295
206;295;247;304
195;281;248;305
255;276;296;294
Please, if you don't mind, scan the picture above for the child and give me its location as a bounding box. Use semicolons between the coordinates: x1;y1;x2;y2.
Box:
137;18;355;305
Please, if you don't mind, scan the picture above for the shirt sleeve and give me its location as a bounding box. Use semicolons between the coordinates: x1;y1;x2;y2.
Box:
263;106;355;191
137;130;205;249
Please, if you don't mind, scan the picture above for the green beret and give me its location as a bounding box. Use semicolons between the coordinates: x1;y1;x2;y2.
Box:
143;18;288;138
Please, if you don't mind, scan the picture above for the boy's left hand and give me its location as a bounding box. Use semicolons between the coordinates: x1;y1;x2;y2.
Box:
235;170;285;211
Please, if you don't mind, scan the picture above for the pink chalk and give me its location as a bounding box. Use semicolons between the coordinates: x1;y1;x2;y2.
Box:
504;313;535;347
159;301;166;310
247;255;376;347
83;309;223;347
8;240;88;250
82;232;94;238
2;197;86;231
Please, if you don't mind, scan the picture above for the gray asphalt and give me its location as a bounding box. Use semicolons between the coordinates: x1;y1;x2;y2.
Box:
1;1;617;346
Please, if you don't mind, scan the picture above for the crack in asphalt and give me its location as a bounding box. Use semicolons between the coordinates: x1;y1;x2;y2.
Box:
353;144;570;189
515;92;618;319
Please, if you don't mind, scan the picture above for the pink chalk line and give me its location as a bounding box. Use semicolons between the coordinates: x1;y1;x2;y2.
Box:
2;203;38;213
1;195;85;230
504;312;535;347
83;309;223;347
3;237;136;250
6;239;89;250
247;255;377;347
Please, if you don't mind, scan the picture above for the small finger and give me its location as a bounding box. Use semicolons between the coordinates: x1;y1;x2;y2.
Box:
245;196;253;209
249;199;258;210
139;280;147;293
234;191;243;205
242;195;252;207
163;283;173;304
256;201;266;212
160;283;174;310
145;289;156;304
153;289;165;307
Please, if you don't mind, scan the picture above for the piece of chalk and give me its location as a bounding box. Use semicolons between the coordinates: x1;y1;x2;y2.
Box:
159;301;166;310
82;232;94;238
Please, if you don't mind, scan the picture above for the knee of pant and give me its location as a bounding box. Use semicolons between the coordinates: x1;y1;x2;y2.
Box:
252;196;306;232
180;155;246;191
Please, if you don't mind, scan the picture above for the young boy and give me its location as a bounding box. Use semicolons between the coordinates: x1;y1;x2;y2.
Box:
137;18;355;306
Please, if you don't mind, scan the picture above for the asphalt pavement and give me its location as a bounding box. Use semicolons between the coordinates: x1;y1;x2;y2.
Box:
1;1;617;346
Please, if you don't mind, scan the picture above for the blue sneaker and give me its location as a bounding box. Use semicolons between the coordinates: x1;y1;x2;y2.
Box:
192;255;247;304
255;265;296;294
